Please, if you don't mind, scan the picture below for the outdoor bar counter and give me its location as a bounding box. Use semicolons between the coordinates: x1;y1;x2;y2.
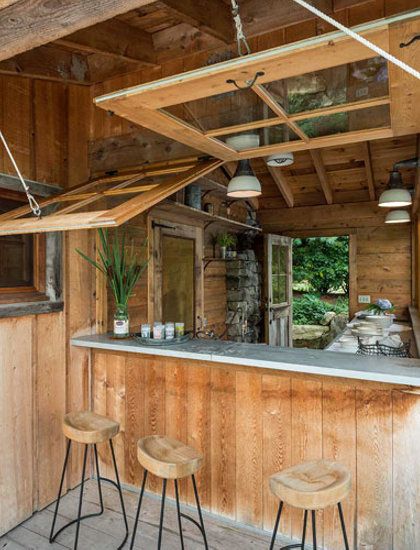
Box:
72;335;420;549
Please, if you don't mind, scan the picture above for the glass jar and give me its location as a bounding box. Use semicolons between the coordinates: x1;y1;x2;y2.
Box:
113;304;129;338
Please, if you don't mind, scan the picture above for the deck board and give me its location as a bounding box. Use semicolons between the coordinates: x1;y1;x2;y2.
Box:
0;480;293;549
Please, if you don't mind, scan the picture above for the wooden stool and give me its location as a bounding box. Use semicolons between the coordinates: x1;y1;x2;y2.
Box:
269;460;351;550
49;411;128;550
130;435;208;550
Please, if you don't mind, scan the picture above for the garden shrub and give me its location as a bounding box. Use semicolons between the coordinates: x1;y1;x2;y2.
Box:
293;294;349;325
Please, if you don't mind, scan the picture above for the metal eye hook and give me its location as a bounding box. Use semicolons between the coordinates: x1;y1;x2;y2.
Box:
226;71;265;90
400;34;420;48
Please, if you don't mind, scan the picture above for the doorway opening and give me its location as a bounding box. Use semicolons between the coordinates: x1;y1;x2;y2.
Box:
292;236;350;349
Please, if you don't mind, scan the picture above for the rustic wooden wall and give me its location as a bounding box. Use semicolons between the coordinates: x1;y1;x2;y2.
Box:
259;202;412;318
92;350;420;550
0;75;94;535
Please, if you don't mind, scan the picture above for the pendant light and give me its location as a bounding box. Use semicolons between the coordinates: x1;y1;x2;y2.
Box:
385;210;411;224
378;170;412;208
227;159;262;198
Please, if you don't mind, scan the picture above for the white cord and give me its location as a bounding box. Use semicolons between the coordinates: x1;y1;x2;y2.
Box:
0;130;42;217
231;0;251;56
292;0;420;80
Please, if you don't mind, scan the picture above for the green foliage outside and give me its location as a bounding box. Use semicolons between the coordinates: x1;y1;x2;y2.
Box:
293;237;349;295
293;294;349;326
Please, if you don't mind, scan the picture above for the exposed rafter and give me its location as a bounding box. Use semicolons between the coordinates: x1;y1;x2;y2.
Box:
57;19;157;67
310;150;334;205
0;0;156;62
361;142;376;201
161;0;234;44
267;167;294;208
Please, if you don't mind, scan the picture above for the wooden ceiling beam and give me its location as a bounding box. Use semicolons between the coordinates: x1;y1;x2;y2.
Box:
161;0;234;43
0;46;91;84
310;150;334;205
0;0;156;62
267;167;294;208
361;141;376;201
57;19;157;66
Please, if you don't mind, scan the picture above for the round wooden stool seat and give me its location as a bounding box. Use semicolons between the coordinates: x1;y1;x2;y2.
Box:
63;411;120;444
269;460;351;510
137;435;203;479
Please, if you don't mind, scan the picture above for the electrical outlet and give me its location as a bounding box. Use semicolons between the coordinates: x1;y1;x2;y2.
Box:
358;295;371;304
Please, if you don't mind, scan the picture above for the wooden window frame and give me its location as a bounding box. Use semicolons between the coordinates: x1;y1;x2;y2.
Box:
0;177;63;317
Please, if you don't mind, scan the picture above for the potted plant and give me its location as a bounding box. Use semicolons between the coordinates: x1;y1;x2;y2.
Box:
76;228;148;338
217;232;236;259
365;298;395;328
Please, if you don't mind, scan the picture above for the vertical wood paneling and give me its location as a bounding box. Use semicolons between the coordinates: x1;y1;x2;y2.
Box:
165;361;187;498
211;367;236;519
36;312;66;509
392;390;420;550
235;371;262;526
322;382;357;550
93;351;110;477
106;353;126;482
0;317;33;536
262;375;292;535
187;363;211;508
356;388;393;549
144;357;166;493
291;378;323;543
125;354;145;487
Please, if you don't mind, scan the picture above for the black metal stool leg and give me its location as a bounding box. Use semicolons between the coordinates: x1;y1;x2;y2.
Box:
192;474;209;549
301;510;308;549
311;510;317;550
74;444;89;549
49;439;71;543
93;444;104;514
337;502;350;550
109;439;129;549
269;501;283;550
157;478;167;550
174;480;185;550
129;469;148;550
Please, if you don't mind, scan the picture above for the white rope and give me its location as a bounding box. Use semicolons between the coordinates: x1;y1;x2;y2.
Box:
292;0;420;80
0;130;42;217
230;0;251;56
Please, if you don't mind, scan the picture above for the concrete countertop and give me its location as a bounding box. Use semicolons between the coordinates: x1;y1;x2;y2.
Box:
72;334;420;387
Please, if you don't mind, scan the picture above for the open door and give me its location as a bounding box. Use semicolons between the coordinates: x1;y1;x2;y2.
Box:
264;234;293;347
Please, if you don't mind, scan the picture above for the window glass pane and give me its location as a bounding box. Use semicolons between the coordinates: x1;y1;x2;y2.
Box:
162;87;276;132
162;235;195;331
263;56;388;115
272;244;288;304
296;104;390;138
0;197;34;288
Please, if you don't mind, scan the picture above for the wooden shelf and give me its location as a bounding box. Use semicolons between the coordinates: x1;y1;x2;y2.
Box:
154;201;262;233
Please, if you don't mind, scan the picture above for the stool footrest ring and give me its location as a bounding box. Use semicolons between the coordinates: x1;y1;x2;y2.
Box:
180;512;206;536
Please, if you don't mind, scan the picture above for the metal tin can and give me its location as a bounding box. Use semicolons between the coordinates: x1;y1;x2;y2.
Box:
165;322;175;339
175;322;185;337
141;323;151;338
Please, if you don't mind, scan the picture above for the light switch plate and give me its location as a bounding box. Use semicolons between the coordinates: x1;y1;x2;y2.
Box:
358;295;371;304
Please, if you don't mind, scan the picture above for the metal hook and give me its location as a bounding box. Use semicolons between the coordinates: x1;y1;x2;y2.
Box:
226;71;265;90
400;34;420;48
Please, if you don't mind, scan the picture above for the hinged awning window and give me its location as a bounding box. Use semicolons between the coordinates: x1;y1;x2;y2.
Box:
0;159;223;236
94;10;420;161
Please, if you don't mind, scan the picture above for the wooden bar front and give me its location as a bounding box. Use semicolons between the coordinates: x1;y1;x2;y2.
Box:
92;349;420;550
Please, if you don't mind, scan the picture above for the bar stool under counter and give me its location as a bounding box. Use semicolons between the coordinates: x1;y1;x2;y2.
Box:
269;460;351;550
49;411;128;549
130;435;208;549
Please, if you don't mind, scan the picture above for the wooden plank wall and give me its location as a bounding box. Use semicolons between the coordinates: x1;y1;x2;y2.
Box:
259;202;412;318
93;350;420;550
0;74;94;535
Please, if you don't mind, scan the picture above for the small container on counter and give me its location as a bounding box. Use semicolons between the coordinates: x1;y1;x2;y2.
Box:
175;322;185;337
140;323;151;338
165;322;175;339
153;322;165;340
